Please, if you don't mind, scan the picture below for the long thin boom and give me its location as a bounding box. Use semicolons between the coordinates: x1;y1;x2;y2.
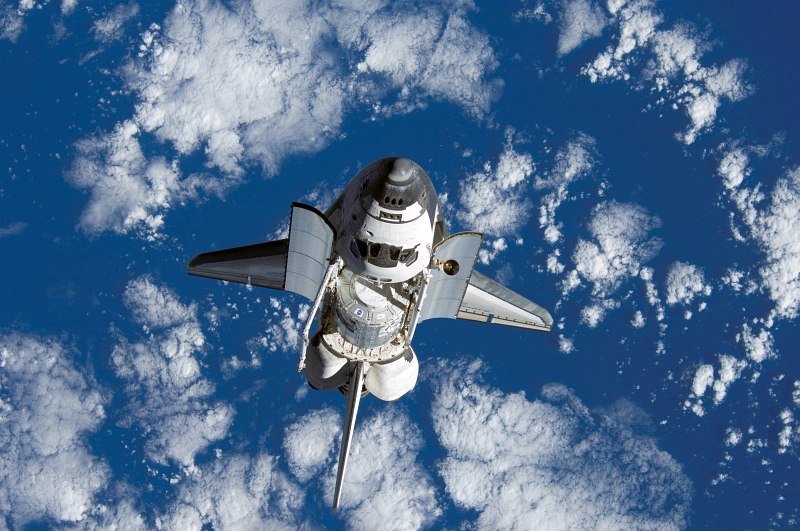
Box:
332;361;366;512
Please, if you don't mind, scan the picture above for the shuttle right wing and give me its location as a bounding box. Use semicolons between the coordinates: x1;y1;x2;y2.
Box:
457;271;553;332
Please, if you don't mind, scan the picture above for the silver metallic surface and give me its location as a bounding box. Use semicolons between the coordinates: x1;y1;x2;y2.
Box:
298;257;341;371
333;268;407;349
364;348;418;401
420;232;484;321
332;361;366;512
285;203;335;301
458;271;553;331
301;331;349;391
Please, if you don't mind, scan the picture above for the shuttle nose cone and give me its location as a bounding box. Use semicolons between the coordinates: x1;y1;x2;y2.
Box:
387;158;415;183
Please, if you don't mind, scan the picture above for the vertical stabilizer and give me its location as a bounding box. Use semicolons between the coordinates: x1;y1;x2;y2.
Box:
332;361;366;512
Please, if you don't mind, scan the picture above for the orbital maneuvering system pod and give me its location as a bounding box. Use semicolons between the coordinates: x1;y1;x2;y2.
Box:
188;157;553;510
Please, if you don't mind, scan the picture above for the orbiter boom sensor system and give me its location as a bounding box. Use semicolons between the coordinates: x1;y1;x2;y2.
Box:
188;157;552;511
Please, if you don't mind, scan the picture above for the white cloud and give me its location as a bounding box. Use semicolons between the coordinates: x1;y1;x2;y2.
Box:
536;134;596;244
737;323;775;363
283;407;341;483
247;297;309;355
580;0;752;144
430;359;692;530
558;334;575;353
580;303;604;327
724;427;742;447
777;409;795;454
717;145;751;191
716;141;800;321
557;0;607;56
61;0;77;15
69;0;500;237
579;298;618;328
112;277;234;468
66;120;209;237
322;406;441;531
712;355;746;404
0;0;35;42
546;250;566;274
92;1;139;42
691;364;714;398
283;405;441;530
477;238;508;265
639;267;665;321
81;500;149;531
458;128;534;237
748;168;800;321
124;276;198;329
160;452;305;531
514;2;553;24
631;310;645;328
665;261;711;306
0;221;26;237
686;354;747;416
0;334;109;528
571;200;663;298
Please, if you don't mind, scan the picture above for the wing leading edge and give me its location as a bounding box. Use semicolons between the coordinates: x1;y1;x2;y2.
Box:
188;239;288;289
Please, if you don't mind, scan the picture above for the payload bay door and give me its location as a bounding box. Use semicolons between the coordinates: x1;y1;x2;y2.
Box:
284;202;336;301
419;232;484;321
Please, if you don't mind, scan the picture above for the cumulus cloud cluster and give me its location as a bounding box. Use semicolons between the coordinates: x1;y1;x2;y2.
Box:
717;144;800;322
556;0;607;56
283;405;440;531
69;0;501;237
457;128;534;238
0;0;35;42
0;334;109;528
535;133;597;245
572;0;752;144
112;277;234;467
571;200;662;301
737;323;776;363
67;121;195;237
324;407;440;531
665;261;711;316
159;452;305;530
429;358;692;530
91;0;139;42
283;407;341;482
686;354;747;416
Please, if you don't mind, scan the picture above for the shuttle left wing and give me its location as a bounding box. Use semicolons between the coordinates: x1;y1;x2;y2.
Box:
187;202;335;301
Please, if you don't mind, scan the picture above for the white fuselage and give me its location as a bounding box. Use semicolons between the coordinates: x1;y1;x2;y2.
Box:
302;157;442;401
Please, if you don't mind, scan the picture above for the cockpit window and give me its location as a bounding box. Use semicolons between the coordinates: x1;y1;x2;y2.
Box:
352;239;416;268
356;239;368;257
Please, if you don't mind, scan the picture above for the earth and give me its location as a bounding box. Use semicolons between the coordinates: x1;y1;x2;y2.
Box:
1;0;799;529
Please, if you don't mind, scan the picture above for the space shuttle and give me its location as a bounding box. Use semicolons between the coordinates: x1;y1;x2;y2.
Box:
188;157;552;510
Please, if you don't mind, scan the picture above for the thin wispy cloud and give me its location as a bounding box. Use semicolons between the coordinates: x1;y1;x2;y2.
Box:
0;221;26;237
